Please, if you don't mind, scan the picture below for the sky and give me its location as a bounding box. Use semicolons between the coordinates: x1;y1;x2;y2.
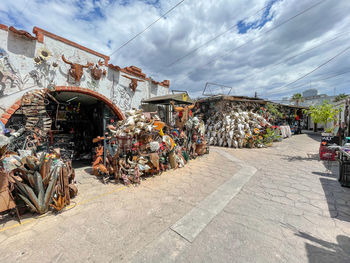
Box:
0;0;349;101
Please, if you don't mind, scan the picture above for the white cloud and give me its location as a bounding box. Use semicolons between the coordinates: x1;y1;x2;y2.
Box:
0;0;349;100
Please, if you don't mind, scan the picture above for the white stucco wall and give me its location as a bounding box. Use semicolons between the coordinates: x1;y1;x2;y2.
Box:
0;26;169;119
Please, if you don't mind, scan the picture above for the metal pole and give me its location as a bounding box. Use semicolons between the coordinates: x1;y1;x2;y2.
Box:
103;117;107;166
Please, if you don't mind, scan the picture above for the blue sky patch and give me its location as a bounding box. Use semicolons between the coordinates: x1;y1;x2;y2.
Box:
237;0;279;34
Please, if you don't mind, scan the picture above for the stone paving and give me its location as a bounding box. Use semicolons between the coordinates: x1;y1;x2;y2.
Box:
0;151;238;262
174;134;350;263
0;133;350;262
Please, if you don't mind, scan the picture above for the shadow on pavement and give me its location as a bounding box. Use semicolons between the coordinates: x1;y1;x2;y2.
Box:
295;231;350;263
320;176;350;223
72;160;91;169
317;161;350;223
312;171;335;178
280;153;319;162
303;130;322;143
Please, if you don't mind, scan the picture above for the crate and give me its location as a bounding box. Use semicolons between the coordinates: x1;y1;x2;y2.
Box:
339;161;350;187
319;145;336;161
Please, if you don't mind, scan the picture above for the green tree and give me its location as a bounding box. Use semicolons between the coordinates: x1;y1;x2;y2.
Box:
291;93;304;106
334;93;348;102
304;100;339;131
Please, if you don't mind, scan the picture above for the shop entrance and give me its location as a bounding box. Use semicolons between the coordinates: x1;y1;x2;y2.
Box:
46;91;119;166
4;88;123;167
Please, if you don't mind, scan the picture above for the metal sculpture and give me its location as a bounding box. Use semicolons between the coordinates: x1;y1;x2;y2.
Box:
21;89;52;135
121;75;144;92
91;60;106;81
170;101;195;129
61;55;89;82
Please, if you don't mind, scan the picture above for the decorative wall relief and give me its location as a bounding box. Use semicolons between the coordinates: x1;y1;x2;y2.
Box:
87;78;98;91
110;75;132;111
0;48;27;97
61;55;89;83
30;47;57;90
121;75;144;92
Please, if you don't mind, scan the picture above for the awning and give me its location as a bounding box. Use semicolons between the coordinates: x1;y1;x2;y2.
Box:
142;93;194;105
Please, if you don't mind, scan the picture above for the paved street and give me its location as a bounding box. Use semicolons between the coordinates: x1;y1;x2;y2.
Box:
1;133;350;262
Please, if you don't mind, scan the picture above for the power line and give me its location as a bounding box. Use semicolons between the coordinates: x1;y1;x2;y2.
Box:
312;68;350;82
311;67;350;78
268;68;350;98
264;44;350;96
165;3;272;68
109;0;185;57
170;0;327;85
238;31;350;82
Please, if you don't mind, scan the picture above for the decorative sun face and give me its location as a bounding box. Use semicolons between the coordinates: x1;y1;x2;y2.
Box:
38;47;51;60
33;56;42;65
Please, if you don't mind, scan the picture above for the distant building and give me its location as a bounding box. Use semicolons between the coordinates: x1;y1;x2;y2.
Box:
287;89;337;107
302;89;318;98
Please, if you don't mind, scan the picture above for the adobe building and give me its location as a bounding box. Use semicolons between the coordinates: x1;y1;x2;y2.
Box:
0;24;169;160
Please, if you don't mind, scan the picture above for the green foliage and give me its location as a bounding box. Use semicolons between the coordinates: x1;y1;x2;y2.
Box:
263;127;281;145
304;100;339;127
266;103;283;119
291;93;304;106
334;93;348;102
325;127;335;133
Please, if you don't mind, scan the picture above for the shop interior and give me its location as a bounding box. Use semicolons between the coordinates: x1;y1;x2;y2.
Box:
46;91;117;166
5;91;118;167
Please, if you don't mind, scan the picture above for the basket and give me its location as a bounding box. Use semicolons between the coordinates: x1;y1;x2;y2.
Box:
319;145;336;161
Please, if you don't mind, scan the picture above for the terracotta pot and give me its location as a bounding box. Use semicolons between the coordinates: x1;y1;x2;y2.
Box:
195;144;204;155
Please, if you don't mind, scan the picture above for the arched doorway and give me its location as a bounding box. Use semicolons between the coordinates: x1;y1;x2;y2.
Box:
54;86;125;120
1;86;124;124
3;87;124;164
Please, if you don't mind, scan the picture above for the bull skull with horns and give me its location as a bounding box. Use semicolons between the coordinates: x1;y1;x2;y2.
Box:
62;55;89;82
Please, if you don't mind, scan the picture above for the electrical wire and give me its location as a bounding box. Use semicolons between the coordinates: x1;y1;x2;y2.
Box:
109;0;185;57
170;0;327;85
264;68;350;100
264;44;350;96
237;31;350;82
165;2;272;68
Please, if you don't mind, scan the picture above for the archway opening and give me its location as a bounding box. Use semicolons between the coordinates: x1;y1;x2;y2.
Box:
47;91;120;166
5;88;124;167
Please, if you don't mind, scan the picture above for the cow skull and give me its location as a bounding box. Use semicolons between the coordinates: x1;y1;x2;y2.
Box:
62;55;89;82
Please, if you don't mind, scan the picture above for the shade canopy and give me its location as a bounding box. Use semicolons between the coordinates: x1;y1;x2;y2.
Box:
142;93;194;105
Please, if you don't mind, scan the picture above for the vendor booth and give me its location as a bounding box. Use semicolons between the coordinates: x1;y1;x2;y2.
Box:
141;92;194;125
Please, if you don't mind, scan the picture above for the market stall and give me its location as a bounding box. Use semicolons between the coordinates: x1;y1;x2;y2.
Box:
92;93;208;184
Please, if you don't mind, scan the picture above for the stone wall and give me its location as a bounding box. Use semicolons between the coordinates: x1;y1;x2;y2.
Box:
0;24;169;124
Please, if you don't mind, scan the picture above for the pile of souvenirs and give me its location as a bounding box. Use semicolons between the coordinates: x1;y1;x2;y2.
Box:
91;106;208;185
0;126;78;219
205;105;281;148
